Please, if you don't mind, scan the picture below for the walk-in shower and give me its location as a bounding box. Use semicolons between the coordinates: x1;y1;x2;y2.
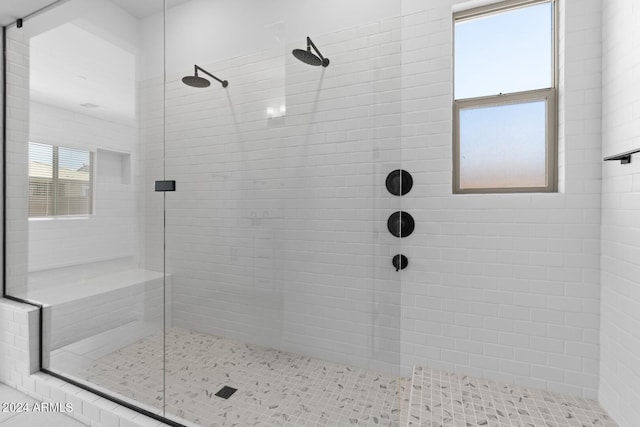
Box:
4;0;635;427
3;0;403;425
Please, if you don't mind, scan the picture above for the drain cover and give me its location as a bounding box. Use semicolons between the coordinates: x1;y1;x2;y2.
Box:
215;386;237;399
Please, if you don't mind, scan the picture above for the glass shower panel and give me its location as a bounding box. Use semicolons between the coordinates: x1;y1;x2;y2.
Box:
163;1;403;424
4;0;167;416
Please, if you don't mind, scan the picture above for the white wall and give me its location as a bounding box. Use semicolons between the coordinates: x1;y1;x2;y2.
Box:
137;0;607;397
28;102;137;272
599;1;640;426
1;30;4;289
5;0;632;412
140;0;399;79
398;0;603;398
0;300;39;385
5;24;31;296
4;0;143;295
141;12;405;374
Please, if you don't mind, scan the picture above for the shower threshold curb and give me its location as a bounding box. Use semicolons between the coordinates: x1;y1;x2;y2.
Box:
17;371;183;427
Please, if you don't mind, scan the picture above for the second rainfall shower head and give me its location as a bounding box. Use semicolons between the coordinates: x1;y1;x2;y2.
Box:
182;65;228;88
292;36;329;67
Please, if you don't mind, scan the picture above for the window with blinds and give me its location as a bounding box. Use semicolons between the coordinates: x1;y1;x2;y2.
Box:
28;142;94;217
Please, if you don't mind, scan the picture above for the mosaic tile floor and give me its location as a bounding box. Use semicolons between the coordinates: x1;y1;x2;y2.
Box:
407;366;618;427
72;327;410;426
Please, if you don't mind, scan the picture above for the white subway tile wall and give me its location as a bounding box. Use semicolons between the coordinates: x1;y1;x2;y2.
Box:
599;0;640;426
399;0;603;398
0;300;39;385
140;17;405;374
0;1;638;427
5;28;30;297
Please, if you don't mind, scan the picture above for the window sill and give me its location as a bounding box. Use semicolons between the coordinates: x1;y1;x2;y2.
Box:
28;215;93;221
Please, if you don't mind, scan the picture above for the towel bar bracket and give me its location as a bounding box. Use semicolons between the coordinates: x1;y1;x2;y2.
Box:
604;148;640;164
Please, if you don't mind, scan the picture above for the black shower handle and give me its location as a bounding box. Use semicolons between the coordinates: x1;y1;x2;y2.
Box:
392;254;408;271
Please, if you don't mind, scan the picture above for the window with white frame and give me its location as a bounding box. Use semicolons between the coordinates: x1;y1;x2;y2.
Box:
453;0;556;193
28;142;94;217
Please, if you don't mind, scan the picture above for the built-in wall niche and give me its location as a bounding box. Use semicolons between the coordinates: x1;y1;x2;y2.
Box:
97;149;131;184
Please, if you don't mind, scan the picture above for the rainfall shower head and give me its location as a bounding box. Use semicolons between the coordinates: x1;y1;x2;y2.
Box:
292;37;329;67
182;65;228;88
182;75;210;88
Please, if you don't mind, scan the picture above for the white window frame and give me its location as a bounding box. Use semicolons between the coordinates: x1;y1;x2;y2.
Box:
452;0;558;194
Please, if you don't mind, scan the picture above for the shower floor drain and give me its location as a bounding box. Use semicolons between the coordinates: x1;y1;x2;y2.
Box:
214;386;237;399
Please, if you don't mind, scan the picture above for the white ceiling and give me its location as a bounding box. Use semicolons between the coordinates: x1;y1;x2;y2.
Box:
2;0;166;123
0;0;191;26
30;22;136;122
109;0;191;18
0;0;57;26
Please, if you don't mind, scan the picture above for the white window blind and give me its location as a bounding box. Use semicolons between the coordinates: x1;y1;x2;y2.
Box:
28;142;94;217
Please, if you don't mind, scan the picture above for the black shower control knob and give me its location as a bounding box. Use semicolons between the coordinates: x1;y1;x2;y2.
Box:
387;211;415;238
386;169;413;196
392;254;408;271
